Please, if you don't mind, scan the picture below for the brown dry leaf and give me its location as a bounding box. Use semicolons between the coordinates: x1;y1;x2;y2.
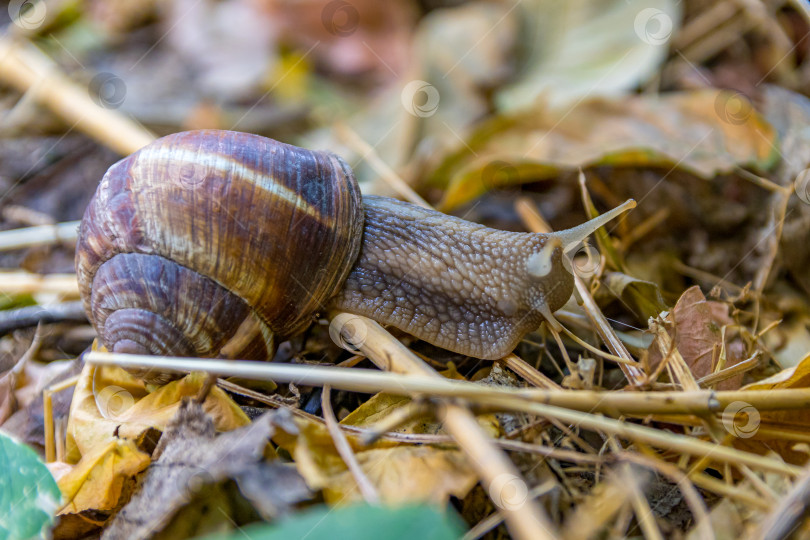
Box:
66;364;250;463
433;90;778;210
649;286;745;390
56;438;150;516
103;402;310;540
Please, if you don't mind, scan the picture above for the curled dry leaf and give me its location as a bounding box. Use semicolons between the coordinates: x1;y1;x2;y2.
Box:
648;285;746;390
65;364;249;462
597;272;668;324
731;356;810;464
433;90;778;210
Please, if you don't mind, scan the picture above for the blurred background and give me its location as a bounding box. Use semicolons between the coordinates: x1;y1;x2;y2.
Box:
0;0;809;361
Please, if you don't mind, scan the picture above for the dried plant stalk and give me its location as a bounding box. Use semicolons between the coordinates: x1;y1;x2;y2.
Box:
0;37;154;155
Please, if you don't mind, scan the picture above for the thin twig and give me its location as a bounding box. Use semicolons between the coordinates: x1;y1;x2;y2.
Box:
500;354;561;390
86;352;810;415
321;385;380;504
329;312;558;540
0;221;81;251
334;123;431;208
0;301;87;334
0;37;154;155
0;272;79;297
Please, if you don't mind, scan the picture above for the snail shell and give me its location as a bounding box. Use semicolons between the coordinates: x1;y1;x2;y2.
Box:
76;130;363;379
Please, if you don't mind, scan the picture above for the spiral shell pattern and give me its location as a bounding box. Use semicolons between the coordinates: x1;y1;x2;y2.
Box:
76;130;364;366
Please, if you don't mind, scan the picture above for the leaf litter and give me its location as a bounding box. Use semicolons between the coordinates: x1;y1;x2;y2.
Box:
2;0;810;539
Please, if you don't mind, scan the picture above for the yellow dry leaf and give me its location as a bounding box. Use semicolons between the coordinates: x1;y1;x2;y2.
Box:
277;416;478;506
724;356;810;464
321;446;478;506
743;357;810;391
340;365;499;437
66;363;250;462
57;438;150;515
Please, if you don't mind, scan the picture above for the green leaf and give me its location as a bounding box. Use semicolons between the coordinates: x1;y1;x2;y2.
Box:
203;504;465;540
496;0;681;112
0;432;61;540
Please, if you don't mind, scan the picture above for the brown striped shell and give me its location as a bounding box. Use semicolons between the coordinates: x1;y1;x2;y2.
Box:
76;130;364;377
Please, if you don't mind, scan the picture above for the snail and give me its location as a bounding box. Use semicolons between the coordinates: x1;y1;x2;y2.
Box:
76;130;634;380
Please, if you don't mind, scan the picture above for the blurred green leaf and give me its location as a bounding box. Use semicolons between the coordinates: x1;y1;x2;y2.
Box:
497;0;681;112
0;432;61;540
203;504;465;540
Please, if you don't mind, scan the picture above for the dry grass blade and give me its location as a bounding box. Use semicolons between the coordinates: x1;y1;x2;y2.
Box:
321;385;380;504
0;221;80;251
335;123;431;208
84;352;810;415
0;37;154;155
0;271;80;297
753;465;810;540
329;312;558;540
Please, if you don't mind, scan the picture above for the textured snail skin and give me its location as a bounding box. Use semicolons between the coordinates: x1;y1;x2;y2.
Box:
332;196;574;359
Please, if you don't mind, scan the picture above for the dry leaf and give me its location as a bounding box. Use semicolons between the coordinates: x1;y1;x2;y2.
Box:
598;272;668;323
57;438;150;516
103;402;310;540
433;90;778;210
649;286;745;390
66;364;250;462
276;413;482;506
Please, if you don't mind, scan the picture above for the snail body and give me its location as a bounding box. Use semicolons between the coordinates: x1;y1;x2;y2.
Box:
77;130;633;379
